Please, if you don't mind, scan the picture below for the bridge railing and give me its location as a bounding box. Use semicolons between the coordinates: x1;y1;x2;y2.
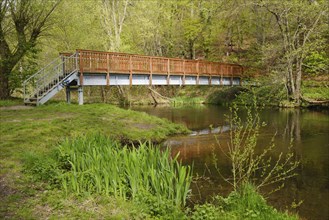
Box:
76;49;243;77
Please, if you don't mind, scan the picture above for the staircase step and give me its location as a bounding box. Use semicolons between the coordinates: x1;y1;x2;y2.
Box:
24;101;37;106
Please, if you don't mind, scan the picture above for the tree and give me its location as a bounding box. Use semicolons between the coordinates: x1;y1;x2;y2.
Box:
0;0;60;99
257;0;327;104
101;0;130;52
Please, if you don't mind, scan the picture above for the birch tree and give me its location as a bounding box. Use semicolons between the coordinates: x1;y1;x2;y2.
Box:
101;0;130;52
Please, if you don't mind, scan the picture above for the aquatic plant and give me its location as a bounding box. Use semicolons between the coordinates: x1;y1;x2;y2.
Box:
57;134;193;207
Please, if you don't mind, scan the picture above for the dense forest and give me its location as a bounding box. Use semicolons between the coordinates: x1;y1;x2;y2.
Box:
1;0;328;105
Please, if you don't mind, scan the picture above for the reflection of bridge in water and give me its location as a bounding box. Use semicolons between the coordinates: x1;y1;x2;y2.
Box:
165;125;231;151
190;125;231;136
23;49;244;105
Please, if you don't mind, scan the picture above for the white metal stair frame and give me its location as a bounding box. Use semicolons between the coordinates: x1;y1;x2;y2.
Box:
23;53;78;106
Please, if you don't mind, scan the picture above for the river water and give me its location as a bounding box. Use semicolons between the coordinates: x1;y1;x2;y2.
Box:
129;105;329;220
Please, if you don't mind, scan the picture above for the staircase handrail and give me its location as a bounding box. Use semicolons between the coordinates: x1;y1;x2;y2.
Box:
23;57;62;84
23;53;78;102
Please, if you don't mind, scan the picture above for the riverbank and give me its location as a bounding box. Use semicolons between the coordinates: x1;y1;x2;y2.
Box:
0;102;300;219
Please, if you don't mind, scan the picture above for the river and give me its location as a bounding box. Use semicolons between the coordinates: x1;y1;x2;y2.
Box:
128;105;329;220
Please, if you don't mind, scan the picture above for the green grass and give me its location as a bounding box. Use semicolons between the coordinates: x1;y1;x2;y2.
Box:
0;98;23;107
0;102;189;219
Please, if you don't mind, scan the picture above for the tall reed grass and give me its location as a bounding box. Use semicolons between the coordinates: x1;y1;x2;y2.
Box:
58;134;192;207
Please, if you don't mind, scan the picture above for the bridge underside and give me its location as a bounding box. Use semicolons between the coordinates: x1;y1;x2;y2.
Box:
68;72;241;105
80;73;241;86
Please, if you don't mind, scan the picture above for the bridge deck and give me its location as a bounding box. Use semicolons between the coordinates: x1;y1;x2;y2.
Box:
63;49;244;86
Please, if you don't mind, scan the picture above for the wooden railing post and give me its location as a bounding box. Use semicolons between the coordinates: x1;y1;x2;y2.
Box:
149;57;153;86
106;53;110;86
220;64;223;86
167;59;170;85
231;65;234;86
183;60;186;86
208;63;212;85
240;66;243;86
79;51;84;85
129;55;132;87
196;61;200;85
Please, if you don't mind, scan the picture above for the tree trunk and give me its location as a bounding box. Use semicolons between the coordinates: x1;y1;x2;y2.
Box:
294;58;303;105
286;58;295;100
0;74;10;99
0;65;12;99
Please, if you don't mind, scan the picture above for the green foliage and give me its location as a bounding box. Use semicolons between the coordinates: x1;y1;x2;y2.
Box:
9;49;40;95
57;134;193;207
134;190;187;219
191;183;298;220
22;151;62;186
233;76;287;106
302;86;329;101
234;85;286;106
304;51;329;75
206;87;245;105
171;96;205;105
191;203;222;220
223;100;299;190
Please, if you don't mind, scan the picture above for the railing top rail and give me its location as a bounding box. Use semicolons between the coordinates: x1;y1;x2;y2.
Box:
23;52;78;85
23;57;61;84
76;49;243;67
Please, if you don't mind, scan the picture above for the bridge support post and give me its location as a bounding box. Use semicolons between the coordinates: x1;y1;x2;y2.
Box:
66;86;71;104
78;86;84;105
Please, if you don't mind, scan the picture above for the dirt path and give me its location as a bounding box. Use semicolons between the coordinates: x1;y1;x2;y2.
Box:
0;105;34;110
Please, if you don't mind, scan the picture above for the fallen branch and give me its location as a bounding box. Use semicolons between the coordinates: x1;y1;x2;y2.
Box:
148;87;172;103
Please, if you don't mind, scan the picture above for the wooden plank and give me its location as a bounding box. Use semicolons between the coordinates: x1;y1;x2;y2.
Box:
106;54;110;86
149;57;153;86
196;61;200;85
231;65;234;86
129;55;132;86
167;58;170;85
183;60;186;86
220;64;223;85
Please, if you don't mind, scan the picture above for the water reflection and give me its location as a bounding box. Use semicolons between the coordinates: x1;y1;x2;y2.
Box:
129;105;329;220
189;125;231;136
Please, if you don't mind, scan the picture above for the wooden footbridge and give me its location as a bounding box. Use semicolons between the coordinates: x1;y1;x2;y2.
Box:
23;49;244;105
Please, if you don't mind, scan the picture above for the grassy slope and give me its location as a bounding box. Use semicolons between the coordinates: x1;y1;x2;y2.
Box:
0;103;188;219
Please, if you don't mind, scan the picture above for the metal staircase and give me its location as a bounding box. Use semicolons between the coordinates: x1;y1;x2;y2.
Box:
23;53;79;106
